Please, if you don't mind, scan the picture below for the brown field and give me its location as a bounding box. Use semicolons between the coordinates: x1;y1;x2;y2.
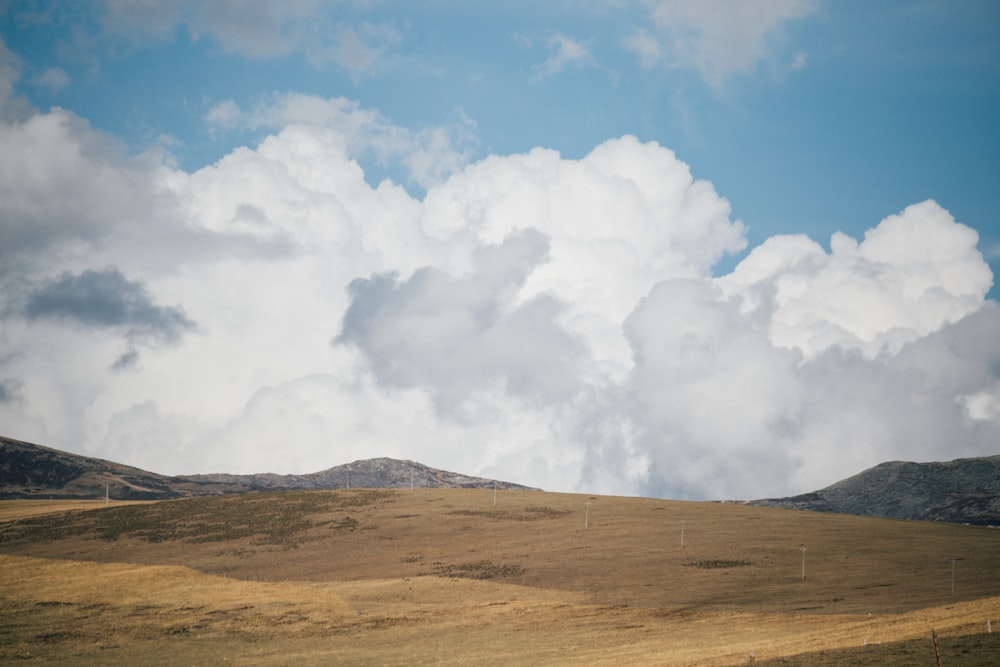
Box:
0;499;154;522
1;488;998;665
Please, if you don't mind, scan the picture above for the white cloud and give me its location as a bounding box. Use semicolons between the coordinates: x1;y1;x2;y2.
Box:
1;87;997;502
205;93;476;188
533;34;594;80
311;21;401;82
98;1;397;81
627;0;818;87
0;37;33;121
31;67;70;93
422;135;747;375
622;27;661;70
0;108;156;269
718;200;992;358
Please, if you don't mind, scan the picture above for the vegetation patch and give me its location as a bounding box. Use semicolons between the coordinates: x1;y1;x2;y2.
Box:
448;505;571;521
0;490;391;547
684;559;753;569
430;560;525;580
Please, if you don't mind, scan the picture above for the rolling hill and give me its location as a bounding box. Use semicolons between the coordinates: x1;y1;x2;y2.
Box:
2;436;999;664
0;435;535;500
2;487;999;665
749;455;1000;526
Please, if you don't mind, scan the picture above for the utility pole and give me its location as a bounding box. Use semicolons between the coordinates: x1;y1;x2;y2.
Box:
584;500;590;529
949;559;957;596
800;545;807;581
680;518;686;548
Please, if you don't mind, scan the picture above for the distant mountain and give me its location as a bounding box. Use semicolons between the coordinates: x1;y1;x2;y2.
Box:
179;458;537;492
749;455;1000;526
0;436;536;500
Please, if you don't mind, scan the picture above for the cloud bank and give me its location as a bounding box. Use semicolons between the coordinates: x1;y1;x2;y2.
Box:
1;84;996;500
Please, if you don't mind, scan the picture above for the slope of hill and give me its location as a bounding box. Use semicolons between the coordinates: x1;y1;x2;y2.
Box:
2;488;999;665
750;455;1000;526
179;457;536;491
0;436;534;499
0;436;252;499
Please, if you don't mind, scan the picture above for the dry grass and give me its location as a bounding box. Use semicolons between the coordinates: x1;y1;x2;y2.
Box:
0;499;153;522
2;489;999;665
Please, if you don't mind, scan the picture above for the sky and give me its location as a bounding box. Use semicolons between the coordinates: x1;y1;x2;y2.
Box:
1;0;998;501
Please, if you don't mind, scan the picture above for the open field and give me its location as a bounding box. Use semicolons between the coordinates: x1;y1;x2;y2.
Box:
2;489;999;664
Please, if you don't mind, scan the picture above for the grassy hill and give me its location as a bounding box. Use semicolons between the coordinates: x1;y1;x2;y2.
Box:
750;455;1000;526
2;488;999;665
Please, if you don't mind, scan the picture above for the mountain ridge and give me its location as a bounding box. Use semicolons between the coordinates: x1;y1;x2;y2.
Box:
0;436;535;500
4;435;998;525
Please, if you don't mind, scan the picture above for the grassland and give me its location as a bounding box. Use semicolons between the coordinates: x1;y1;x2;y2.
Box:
2;488;999;665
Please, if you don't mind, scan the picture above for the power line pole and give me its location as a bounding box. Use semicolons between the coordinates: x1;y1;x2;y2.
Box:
800;545;807;581
679;518;686;548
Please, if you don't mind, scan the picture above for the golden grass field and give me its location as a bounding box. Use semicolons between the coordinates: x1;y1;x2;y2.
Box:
1;488;998;665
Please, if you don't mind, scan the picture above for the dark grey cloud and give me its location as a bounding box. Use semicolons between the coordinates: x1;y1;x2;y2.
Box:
335;229;590;415
23;267;195;346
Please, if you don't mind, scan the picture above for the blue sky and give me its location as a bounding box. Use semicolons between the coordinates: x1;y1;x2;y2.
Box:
6;1;998;282
1;1;998;499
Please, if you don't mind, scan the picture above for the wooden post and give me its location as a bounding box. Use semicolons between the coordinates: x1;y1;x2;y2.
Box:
931;628;942;667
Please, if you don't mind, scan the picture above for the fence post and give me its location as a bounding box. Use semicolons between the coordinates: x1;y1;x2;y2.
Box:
931;628;942;667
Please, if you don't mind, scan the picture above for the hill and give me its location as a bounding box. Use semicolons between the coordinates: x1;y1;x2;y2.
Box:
1;488;999;665
749;455;1000;526
180;457;536;492
0;436;535;500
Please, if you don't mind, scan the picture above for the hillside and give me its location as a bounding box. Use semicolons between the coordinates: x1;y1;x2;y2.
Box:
0;436;248;499
750;455;1000;526
180;457;536;492
0;436;534;500
2;489;999;665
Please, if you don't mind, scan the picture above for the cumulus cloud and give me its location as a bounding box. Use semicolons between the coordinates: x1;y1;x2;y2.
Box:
626;0;818;87
0;107;155;269
336;229;591;416
1;72;996;499
422;135;747;376
718;200;992;358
